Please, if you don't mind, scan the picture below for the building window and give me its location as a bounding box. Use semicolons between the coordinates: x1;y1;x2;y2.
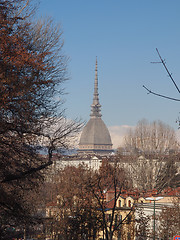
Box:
128;200;131;207
119;200;121;207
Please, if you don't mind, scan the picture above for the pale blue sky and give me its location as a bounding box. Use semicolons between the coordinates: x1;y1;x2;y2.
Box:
37;0;180;140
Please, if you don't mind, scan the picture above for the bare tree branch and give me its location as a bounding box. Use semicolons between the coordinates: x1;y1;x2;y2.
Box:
144;48;180;102
1;159;52;183
156;48;180;93
143;85;180;101
16;0;29;17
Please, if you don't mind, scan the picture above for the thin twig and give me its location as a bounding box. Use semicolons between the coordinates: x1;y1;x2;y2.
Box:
16;0;29;17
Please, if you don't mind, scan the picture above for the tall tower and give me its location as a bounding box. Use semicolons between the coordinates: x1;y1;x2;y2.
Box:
78;59;113;155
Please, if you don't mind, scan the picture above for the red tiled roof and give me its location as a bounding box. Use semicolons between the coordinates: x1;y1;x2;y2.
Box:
104;187;180;201
161;187;180;196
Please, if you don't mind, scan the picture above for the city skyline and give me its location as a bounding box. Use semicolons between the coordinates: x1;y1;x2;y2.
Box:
37;0;180;148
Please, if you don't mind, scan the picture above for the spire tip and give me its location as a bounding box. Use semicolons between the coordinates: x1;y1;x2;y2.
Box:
90;59;102;118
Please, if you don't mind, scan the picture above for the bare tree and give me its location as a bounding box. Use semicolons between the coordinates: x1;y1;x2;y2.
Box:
122;119;178;157
44;165;102;240
158;196;180;239
0;0;82;238
43;160;134;240
155;155;180;192
116;119;179;191
86;160;134;240
135;207;150;240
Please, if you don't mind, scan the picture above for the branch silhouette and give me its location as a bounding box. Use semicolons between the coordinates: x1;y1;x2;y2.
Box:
143;85;180;102
144;48;180;101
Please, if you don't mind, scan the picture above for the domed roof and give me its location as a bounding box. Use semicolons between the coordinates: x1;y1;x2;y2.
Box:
79;117;112;146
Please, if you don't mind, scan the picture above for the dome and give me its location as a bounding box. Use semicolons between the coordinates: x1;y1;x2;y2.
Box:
78;117;113;154
79;117;112;146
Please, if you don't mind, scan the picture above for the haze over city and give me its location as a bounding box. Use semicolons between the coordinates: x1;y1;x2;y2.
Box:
37;0;180;148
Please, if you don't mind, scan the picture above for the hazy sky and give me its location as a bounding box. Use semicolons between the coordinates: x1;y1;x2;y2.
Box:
37;0;180;148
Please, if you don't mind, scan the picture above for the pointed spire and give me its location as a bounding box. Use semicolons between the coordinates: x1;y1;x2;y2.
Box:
90;57;102;118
